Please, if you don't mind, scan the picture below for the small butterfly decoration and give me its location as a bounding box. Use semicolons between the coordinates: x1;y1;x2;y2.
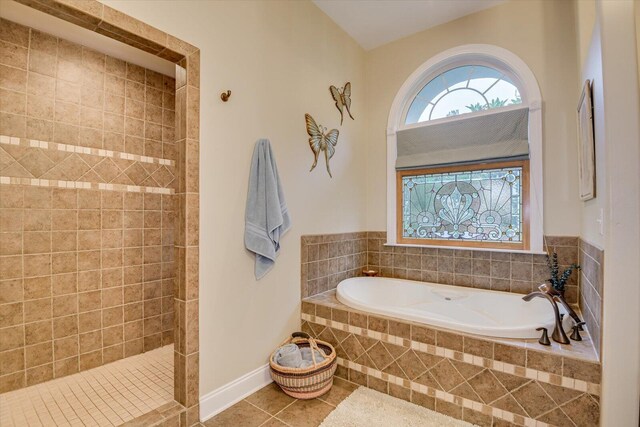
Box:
329;82;354;125
305;113;339;178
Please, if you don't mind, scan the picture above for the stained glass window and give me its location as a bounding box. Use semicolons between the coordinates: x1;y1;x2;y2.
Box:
400;164;525;244
405;65;522;125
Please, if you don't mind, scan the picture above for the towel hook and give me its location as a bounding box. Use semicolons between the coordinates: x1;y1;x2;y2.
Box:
220;90;231;102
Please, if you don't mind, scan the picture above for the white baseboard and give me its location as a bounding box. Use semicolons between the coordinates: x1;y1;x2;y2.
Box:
199;364;272;422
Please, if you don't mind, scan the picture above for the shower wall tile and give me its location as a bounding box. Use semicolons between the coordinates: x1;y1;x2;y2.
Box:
579;239;604;358
300;232;368;298
0;138;176;190
0;17;177;191
0;19;176;393
0;186;176;393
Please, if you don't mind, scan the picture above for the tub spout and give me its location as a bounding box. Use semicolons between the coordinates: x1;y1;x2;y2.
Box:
523;285;570;344
548;289;584;332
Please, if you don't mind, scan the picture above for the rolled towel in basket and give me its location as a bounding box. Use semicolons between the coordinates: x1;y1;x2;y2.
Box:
274;344;302;368
300;347;326;363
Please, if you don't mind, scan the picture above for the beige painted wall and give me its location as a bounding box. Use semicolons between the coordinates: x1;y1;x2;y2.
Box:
363;0;581;238
575;2;640;422
575;0;596;75
574;0;605;247
574;0;640;248
579;29;607;248
102;0;368;395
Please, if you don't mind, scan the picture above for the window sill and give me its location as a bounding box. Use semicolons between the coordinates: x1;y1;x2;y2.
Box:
384;242;547;255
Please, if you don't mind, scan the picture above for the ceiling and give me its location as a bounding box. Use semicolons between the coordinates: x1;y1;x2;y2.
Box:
313;0;506;50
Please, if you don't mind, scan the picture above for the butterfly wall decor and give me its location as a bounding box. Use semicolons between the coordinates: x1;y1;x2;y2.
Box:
329;82;354;125
305;113;339;178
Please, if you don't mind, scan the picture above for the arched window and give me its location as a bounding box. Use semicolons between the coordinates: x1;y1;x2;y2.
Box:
387;45;543;252
405;65;522;124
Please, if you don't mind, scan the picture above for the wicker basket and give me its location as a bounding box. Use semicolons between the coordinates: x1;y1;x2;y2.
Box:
269;332;337;399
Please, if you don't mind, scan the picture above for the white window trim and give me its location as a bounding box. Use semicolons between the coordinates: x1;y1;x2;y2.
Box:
386;44;543;252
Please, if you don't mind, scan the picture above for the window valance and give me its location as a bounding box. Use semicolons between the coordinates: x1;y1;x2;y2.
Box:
396;106;529;170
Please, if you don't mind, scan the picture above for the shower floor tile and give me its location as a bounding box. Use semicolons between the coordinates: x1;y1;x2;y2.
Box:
0;345;174;427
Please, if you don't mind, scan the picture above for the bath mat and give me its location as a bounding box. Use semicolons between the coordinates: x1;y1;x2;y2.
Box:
319;387;477;427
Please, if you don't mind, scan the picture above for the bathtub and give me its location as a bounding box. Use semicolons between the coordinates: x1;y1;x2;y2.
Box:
336;277;569;339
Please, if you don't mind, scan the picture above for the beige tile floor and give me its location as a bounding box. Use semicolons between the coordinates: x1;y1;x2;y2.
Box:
203;379;359;427
0;345;173;427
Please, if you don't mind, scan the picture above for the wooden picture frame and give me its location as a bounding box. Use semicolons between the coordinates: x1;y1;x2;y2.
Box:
577;79;596;200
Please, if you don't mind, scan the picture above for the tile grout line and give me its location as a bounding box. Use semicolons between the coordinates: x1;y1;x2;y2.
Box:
240;394;301;427
20;26;33;397
268;398;298;427
242;398;291;425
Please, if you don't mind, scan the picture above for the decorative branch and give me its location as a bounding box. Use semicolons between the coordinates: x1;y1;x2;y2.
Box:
546;251;580;293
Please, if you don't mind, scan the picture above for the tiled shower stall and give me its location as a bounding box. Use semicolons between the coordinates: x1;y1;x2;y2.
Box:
0;0;200;424
0;17;177;395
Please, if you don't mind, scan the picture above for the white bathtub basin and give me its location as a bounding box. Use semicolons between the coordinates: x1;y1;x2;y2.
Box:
336;277;569;339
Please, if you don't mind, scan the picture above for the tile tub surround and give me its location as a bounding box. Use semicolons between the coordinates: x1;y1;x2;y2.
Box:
0;20;176;392
366;232;581;304
5;1;202;423
302;292;601;427
301;232;581;304
578;239;603;358
300;232;368;298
